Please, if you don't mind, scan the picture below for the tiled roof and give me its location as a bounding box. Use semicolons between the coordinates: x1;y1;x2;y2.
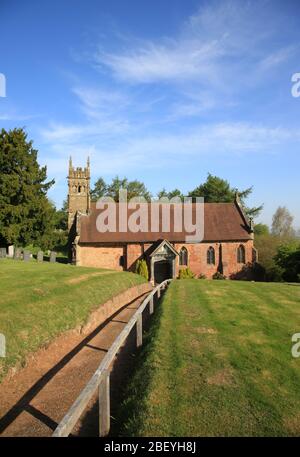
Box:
79;201;251;243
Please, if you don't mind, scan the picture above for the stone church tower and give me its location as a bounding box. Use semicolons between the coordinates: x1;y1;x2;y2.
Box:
67;157;90;229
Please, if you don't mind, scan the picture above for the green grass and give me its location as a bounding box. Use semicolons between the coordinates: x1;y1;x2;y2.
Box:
0;259;146;382
117;280;300;437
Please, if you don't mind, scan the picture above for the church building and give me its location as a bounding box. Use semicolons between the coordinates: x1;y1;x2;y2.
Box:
68;158;257;283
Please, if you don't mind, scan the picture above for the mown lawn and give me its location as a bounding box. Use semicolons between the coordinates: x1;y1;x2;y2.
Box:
0;259;146;382
117;279;300;437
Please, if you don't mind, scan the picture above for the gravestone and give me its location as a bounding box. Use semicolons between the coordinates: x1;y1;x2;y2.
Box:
23;251;30;262
8;245;14;258
14;248;22;260
0;333;5;358
0;248;6;258
37;251;43;262
50;251;56;263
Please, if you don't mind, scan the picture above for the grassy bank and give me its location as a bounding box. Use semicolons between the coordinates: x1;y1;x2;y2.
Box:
0;259;146;382
117;280;300;437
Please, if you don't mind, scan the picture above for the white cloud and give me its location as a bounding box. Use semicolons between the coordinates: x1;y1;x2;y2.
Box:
40;121;300;178
115;123;297;161
0;111;37;121
72;86;130;119
258;46;297;71
39;1;300;181
40;116;131;144
94;0;288;87
97;39;222;84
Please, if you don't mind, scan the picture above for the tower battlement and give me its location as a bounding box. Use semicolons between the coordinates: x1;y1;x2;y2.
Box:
67;157;90;230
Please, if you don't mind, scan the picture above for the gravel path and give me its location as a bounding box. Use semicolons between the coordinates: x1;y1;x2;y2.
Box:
0;293;148;437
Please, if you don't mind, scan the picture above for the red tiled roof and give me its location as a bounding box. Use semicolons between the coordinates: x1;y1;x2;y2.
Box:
79;201;251;243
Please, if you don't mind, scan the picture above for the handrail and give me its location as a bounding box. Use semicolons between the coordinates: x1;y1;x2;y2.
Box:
52;278;172;437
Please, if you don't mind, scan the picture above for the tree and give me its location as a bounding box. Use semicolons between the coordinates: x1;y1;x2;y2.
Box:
254;223;269;236
90;177;107;201
274;242;300;282
135;259;149;280
271;206;295;238
125;179;151;201
157;188;184;200
91;176;152;202
0;128;54;247
36;200;67;251
254;233;283;281
188;173;263;218
54;200;68;231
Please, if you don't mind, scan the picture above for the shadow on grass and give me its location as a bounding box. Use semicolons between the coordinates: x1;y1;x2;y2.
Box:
111;299;164;437
0;293;147;435
75;290;165;437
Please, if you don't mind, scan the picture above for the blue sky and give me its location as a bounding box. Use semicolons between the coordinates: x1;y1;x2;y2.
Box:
1;0;300;228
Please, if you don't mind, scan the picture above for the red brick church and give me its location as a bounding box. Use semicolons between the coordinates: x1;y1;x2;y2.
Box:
68;159;257;283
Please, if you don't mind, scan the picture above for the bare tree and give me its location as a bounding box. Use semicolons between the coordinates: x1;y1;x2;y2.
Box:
271;206;295;238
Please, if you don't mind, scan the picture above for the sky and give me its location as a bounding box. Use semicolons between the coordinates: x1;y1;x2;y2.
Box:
0;0;300;228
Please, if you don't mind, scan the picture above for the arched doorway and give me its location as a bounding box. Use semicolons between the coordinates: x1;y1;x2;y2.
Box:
154;259;173;284
146;239;178;284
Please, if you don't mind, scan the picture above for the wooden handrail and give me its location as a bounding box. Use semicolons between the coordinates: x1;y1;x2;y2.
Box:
52;279;172;437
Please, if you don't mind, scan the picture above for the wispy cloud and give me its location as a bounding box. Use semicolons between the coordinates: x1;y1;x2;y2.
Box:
94;0;291;88
72;86;130;119
38;0;300;189
258;45;297;71
86;0;300;128
40;86;133;144
0;111;37;121
40;121;300;177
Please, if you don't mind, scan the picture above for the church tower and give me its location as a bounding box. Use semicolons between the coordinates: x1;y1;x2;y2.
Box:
67;157;90;230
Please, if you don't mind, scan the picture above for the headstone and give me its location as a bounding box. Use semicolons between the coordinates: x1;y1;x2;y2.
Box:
50;251;56;263
37;251;44;262
8;245;14;258
0;248;6;258
23;251;30;262
14;248;21;260
0;333;6;358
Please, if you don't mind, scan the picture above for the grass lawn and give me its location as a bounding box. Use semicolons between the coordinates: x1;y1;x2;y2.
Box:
0;259;146;382
117;279;300;437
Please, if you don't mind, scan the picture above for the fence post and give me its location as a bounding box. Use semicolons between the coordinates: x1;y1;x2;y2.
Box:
149;295;154;314
136;313;143;347
99;370;110;437
157;287;161;299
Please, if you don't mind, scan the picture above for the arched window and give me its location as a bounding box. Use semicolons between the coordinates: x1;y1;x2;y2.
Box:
179;247;188;266
207;246;215;265
237;244;246;263
78;185;82;193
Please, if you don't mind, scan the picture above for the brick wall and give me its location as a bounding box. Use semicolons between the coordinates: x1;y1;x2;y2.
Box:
220;240;254;278
77;240;255;279
175;240;254;278
126;244;143;271
77;245;124;270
